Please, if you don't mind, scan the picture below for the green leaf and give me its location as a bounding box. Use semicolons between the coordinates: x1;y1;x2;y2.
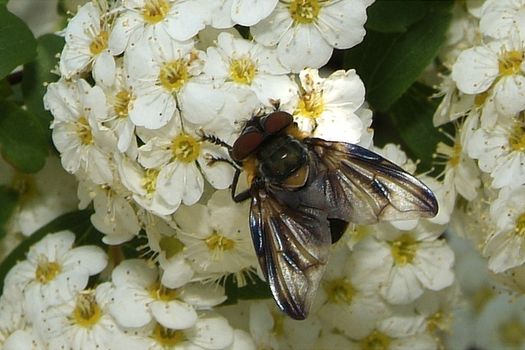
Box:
366;0;427;33
0;5;37;80
0;185;19;239
345;0;453;111
22;34;64;130
374;82;449;172
0;78;12;98
223;273;272;305
0;210;93;291
0;99;48;173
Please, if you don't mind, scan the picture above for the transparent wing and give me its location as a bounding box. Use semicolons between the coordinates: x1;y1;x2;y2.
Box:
249;184;331;320
305;138;438;225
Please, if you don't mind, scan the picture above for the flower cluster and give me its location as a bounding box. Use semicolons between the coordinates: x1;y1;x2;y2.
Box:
434;0;525;283
0;231;247;349
0;0;465;349
421;6;525;347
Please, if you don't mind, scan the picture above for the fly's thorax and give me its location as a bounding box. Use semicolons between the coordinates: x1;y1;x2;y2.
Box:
256;134;309;186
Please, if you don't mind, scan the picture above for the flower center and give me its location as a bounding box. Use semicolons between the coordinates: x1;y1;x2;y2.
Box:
499;316;525;348
35;258;61;284
499;50;524;76
427;311;449;332
143;168;160;195
205;230;235;251
229;56;257;85
324;278;355;304
514;212;525;237
149;282;179;302
509;120;525;152
436;141;462;167
471;286;494;313
171;133;200;163
159;236;185;259
390;234;418;265
73;292;102;328
153;324;186;346
474;91;489;107
76;116;93;145
159;59;189;92
11;173;39;205
89;30;108;55
296;91;324;118
359;330;391;350
271;311;285;336
142;0;170;24
114;90;132;118
289;0;320;24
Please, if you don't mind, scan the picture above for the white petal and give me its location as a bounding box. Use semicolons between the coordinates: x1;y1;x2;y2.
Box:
93;51;116;87
451;46;498;94
150;300;198;329
129;91;177;129
192;316;234;349
277;25;333;72
317;0;367;49
231;0;278;26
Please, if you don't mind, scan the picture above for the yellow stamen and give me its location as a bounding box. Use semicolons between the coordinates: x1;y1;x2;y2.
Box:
390;234;418;265
171;133;200;163
289;0;320;25
229;56;257;85
142;0;170;24
72;292;102;328
89;31;108;55
159;59;189;92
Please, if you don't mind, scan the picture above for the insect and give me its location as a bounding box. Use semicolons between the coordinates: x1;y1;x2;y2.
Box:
207;110;438;320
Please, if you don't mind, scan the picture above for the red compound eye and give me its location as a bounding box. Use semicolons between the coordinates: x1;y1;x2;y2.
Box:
231;127;264;161
261;111;293;134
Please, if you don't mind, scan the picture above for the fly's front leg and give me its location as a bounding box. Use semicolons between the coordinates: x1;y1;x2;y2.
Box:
231;168;251;202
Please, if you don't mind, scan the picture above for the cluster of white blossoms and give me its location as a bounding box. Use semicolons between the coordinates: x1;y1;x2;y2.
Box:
0;0;465;348
430;4;525;346
433;0;525;284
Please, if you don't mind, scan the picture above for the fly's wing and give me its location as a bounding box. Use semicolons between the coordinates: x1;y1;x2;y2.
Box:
304;138;438;225
250;183;331;320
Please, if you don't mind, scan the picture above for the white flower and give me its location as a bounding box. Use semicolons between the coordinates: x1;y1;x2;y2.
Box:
480;0;525;40
44;79;116;184
97;59;139;155
350;222;455;304
3;231;107;319
1;155;78;237
282;68;367;143
452;35;525;116
251;0;371;72
204;32;296;106
208;0;278;28
484;186;525;272
432;76;475;127
315;243;390;340
0;295;39;348
248;301;321;350
142;216;195;289
467;114;525;189
41;283;122;350
60;2;116;86
109;0;209;55
474;294;525;350
433;124;481;203
77;178;140;245
113;315;235;350
125;37;227;128
136;115;235;212
117;154;180;216
315;327;438;350
108;259;226;329
174;189;257;283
